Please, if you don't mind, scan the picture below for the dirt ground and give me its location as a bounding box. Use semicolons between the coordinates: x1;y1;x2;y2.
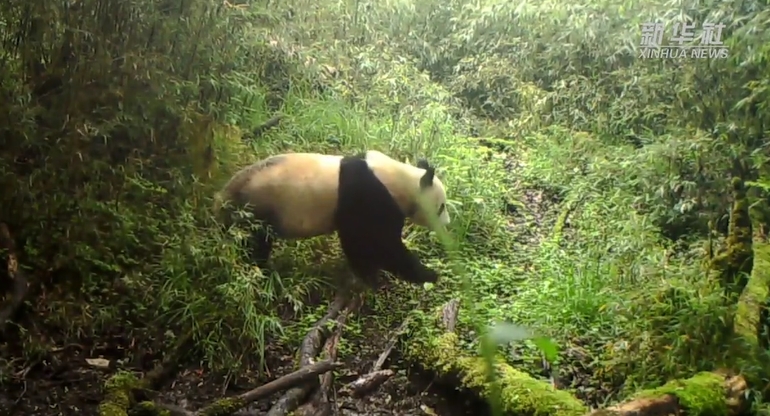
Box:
0;316;490;416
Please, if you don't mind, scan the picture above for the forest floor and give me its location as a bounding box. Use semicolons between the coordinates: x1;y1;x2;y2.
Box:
1;314;490;416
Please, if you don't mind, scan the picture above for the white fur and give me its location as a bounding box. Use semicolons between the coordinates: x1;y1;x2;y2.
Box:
364;150;451;228
220;151;450;238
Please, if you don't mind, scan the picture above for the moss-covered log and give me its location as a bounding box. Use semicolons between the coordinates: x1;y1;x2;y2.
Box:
404;299;588;416
550;195;582;246
405;300;751;416
98;372;142;416
588;371;748;416
131;401;175;416
753;243;770;350
411;331;588;416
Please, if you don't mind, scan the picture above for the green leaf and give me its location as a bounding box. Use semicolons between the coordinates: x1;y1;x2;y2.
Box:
488;322;559;362
488;321;532;344
532;336;560;363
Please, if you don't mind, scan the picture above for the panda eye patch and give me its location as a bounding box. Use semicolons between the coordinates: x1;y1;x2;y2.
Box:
438;203;446;215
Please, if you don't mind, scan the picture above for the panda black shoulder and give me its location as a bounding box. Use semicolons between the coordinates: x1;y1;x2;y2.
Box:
336;155;401;220
335;154;406;243
335;154;438;287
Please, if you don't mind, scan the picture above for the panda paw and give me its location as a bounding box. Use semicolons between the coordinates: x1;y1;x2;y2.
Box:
405;264;438;284
385;253;439;285
421;268;439;283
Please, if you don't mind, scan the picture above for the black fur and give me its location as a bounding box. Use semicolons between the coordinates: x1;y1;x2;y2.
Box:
233;153;439;286
230;211;276;271
335;155;439;287
416;158;436;189
249;219;276;270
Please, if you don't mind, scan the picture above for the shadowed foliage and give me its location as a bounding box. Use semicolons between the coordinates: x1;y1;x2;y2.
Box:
1;0;770;414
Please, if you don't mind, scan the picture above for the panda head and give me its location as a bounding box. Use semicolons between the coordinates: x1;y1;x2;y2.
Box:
412;159;450;229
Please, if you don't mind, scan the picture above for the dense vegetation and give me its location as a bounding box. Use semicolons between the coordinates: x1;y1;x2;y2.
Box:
1;0;769;414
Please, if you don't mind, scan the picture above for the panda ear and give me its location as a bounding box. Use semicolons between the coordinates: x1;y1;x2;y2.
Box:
417;159;431;170
419;167;435;189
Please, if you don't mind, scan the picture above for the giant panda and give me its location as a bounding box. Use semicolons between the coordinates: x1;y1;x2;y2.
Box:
217;150;451;287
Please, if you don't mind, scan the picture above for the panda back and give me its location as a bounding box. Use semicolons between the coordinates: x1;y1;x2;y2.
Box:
227;153;343;238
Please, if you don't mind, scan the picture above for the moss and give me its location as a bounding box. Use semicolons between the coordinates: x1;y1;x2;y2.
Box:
635;372;727;416
98;372;140;416
736;243;770;341
407;332;587;416
199;397;246;416
130;401;171;416
551;196;580;245
712;177;754;301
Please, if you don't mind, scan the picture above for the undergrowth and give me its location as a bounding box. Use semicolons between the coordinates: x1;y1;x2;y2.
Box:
2;0;770;413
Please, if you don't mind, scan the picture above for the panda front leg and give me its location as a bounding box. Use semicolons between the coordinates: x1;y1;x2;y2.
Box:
382;239;439;285
337;235;385;291
347;259;385;291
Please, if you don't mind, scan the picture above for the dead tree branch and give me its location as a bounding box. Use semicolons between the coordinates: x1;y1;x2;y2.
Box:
237;360;342;408
105;290;367;416
373;317;410;372
295;296;358;416
150;360;343;416
266;292;353;416
342;370;394;399
0;223;29;337
250;114;283;139
340;316;411;398
143;331;195;391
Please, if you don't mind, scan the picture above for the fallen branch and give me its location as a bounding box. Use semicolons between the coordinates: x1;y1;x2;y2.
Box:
372;316;410;372
295;296;359;416
342;370;394;398
340;316;411;398
235;363;341;406
266;292;352;416
99;290;371;416
250;114;283;138
148;359;343;416
142;330;195;391
0;223;29;337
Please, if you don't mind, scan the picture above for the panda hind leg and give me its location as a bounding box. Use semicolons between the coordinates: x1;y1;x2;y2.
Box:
247;221;276;272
